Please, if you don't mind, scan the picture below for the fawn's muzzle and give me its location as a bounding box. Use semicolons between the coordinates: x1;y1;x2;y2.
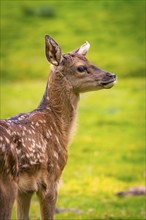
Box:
101;73;116;89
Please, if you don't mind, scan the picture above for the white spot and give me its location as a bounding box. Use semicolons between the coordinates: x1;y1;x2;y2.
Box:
46;107;51;111
2;144;5;152
30;124;35;129
5;137;10;144
31;149;35;153
36;122;39;127
31;142;36;148
55;135;60;145
29;153;34;158
46;132;50;138
21;115;25;120
28;130;32;135
26;153;30;158
22;164;29;168
16;149;21;155
37;154;40;159
30;160;37;165
10;143;15;150
48;130;52;136
21;139;25;145
32;139;35;144
0;136;3;141
36;144;42;149
31;129;35;134
6;129;11;135
54;151;58;160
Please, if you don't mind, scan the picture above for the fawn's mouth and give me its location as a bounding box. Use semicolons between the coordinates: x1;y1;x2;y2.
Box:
100;79;117;89
100;73;117;89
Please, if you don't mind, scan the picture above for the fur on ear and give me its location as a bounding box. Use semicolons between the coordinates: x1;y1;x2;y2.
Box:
70;41;90;56
45;35;63;66
77;41;90;55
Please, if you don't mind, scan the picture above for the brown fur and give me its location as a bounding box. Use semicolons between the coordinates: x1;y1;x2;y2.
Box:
0;35;116;220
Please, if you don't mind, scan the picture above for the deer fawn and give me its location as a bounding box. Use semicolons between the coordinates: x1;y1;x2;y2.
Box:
0;35;116;220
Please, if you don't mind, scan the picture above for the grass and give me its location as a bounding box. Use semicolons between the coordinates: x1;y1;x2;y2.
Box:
0;0;145;219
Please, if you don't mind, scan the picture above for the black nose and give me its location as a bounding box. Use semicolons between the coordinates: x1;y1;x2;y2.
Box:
112;74;116;79
106;72;116;79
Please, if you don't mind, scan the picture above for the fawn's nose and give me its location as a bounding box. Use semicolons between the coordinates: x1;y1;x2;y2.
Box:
112;74;116;79
106;72;116;79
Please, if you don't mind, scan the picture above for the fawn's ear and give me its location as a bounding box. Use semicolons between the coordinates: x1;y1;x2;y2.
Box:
45;35;62;66
72;41;90;56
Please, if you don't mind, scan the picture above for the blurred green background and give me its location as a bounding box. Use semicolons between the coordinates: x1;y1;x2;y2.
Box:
0;0;145;219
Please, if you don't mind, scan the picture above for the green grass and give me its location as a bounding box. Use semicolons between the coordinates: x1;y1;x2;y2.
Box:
0;0;145;219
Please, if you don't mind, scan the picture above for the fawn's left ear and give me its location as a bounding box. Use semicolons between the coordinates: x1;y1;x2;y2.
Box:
45;35;63;66
71;41;90;56
77;41;90;55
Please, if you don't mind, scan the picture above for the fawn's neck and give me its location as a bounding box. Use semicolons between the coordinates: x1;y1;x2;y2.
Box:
38;69;79;138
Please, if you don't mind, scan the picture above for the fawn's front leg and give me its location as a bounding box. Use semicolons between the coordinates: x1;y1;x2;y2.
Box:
37;186;58;220
0;180;17;220
16;191;33;220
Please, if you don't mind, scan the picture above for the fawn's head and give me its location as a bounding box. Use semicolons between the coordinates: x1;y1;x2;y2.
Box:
45;35;116;93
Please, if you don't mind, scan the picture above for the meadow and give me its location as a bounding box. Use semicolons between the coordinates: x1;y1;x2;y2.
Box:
0;1;145;219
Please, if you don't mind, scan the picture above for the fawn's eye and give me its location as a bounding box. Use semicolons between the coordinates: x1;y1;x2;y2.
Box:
77;66;87;72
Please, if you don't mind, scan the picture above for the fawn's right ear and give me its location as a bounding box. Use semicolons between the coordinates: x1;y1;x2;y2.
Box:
45;35;63;66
